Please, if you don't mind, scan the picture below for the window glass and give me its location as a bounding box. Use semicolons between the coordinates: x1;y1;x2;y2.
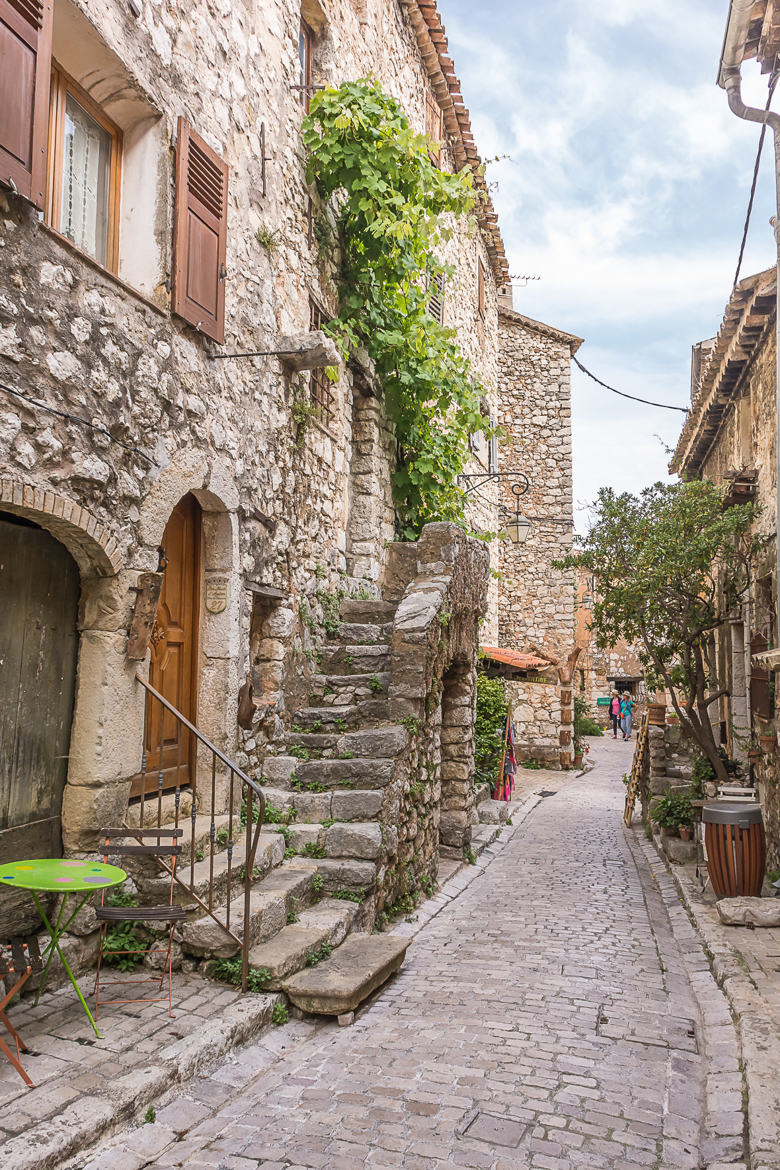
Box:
59;93;112;266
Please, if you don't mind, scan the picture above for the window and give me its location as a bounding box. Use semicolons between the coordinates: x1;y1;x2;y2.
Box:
425;91;443;165
488;415;498;474
298;19;314;113
46;64;122;271
309;298;335;427
426;271;445;325
477;257;486;319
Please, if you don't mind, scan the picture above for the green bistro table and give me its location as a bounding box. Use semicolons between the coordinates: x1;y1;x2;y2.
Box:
0;858;126;1037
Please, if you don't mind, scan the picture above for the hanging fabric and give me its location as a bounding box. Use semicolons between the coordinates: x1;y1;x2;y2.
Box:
492;707;516;802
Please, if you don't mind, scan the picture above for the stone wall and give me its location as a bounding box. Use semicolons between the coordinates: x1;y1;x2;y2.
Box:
380;523;489;912
0;0;505;850
494;307;581;764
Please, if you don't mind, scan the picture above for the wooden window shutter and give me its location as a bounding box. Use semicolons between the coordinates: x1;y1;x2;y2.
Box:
172;118;229;343
0;0;53;207
751;633;773;720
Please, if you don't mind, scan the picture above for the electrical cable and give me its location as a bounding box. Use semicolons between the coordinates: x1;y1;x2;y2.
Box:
732;70;779;291
572;356;689;414
0;380;155;464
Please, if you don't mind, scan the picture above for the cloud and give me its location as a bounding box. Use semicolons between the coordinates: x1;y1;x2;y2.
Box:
442;0;778;522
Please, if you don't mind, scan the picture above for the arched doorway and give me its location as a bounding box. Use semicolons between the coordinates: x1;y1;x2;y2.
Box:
135;493;201;797
0;512;79;931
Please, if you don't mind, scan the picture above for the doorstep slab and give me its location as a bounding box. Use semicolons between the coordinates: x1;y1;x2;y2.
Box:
282;933;410;1015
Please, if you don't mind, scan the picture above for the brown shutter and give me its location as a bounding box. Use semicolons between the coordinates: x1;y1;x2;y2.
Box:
751;633;773;720
172;118;228;343
0;0;52;207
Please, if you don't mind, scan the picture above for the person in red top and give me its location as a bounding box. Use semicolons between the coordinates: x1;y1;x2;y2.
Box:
609;691;621;739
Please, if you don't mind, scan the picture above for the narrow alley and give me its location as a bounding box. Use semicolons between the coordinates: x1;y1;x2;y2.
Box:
71;742;744;1170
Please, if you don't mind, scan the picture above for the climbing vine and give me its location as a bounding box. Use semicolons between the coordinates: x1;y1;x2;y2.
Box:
303;79;489;539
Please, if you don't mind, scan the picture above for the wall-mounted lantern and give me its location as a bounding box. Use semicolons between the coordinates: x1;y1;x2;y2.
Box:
458;471;531;544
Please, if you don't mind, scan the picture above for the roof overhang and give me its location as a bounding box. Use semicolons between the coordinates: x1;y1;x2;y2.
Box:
670;268;776;477
719;1;780;84
498;306;584;355
400;0;510;288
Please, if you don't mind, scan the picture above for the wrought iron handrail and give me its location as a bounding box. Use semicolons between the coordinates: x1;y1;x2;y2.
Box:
133;674;265;990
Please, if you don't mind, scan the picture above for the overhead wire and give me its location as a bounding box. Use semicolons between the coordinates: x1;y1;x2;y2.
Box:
0;381;155;464
572;356;689;414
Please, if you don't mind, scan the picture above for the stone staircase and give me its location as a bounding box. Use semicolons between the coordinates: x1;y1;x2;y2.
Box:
123;595;509;1013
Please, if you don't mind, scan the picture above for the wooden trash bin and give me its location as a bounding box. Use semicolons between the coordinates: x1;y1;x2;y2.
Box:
702;801;766;898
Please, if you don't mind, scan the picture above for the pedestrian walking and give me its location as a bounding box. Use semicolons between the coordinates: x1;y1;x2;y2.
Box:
620;692;634;740
609;691;621;738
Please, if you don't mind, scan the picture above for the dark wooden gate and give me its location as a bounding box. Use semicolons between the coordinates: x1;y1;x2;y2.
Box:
0;514;79;933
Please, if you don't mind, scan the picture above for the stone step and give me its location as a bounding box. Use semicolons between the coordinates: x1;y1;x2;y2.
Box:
294;757;396;790
324;821;382;859
334;621;393;645
293;700;390;730
472;823;501;855
339;599;397;624
180;860;317;959
282;933;410;1016
310;672;391;705
312;858;377;893
135;830;285;906
247;900;359;989
260;785;383;824
319;643;391;673
477;799;510;826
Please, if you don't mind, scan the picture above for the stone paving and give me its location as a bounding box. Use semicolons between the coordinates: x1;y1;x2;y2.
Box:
65;739;746;1170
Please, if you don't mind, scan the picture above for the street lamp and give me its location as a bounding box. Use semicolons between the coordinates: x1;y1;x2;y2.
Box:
457;471;532;545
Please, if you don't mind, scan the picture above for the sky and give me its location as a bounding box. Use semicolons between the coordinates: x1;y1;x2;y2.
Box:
443;0;779;531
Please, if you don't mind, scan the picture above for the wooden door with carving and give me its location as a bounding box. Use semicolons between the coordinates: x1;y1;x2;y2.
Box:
134;494;201;797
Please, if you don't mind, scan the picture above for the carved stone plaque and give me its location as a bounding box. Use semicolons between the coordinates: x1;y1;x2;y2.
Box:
205;577;229;614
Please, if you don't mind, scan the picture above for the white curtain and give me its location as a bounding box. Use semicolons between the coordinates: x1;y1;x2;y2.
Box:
61;95;110;266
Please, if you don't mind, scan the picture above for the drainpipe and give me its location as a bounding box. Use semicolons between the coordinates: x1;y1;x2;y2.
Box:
719;0;780;665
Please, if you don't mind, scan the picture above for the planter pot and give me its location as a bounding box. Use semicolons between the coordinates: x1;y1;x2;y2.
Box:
678;826;693;842
659;825;678;838
573;752;583;767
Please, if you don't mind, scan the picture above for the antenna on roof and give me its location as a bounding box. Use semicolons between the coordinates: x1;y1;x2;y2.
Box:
508;274;541;287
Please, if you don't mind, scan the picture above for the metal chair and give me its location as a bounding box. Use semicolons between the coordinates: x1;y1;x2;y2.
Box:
0;937;43;1086
94;828;187;1018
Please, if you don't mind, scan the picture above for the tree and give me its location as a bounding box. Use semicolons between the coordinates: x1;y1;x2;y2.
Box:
558;481;762;783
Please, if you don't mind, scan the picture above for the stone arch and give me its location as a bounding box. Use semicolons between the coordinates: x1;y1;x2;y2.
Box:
439;652;477;851
0;480;121;576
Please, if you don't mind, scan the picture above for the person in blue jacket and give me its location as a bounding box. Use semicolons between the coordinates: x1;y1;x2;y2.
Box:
620;692;634;741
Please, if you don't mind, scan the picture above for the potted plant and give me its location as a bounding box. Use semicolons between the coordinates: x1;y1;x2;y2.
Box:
653;789;694;838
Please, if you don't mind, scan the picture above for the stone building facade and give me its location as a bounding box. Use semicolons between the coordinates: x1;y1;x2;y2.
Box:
574;565;645;725
493;304;583;766
0;0;511;935
671;267;780;868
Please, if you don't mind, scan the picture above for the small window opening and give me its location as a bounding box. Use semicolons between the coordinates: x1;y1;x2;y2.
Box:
309;297;335;428
298;19;314;113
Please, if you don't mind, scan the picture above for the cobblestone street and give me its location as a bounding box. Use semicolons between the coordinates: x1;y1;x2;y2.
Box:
68;738;746;1170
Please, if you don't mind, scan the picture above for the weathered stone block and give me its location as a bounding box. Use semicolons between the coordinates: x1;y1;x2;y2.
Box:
325;822;382;859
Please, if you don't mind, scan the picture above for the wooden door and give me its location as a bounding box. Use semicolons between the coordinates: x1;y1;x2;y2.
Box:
0;514;78;933
135;494;200;797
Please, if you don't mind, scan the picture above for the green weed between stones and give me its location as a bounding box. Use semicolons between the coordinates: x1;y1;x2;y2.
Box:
331;887;365;903
273;1001;290;1026
210;957;272;993
306;941;332;966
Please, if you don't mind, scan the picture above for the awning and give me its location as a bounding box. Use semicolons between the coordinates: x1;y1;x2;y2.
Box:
480;646;550;671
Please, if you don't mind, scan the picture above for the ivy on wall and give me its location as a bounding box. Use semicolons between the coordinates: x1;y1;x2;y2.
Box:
303;79;489;540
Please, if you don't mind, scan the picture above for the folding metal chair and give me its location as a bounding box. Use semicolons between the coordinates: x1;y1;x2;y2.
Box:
0;937;43;1087
94;828;187;1018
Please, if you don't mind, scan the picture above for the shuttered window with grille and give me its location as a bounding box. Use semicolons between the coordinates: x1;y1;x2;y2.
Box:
172;118;229;343
309;298;334;428
477;257;486;319
427;271;445;325
0;0;53;207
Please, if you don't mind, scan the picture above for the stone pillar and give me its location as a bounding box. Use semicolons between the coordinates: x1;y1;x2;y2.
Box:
439;662;476;849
